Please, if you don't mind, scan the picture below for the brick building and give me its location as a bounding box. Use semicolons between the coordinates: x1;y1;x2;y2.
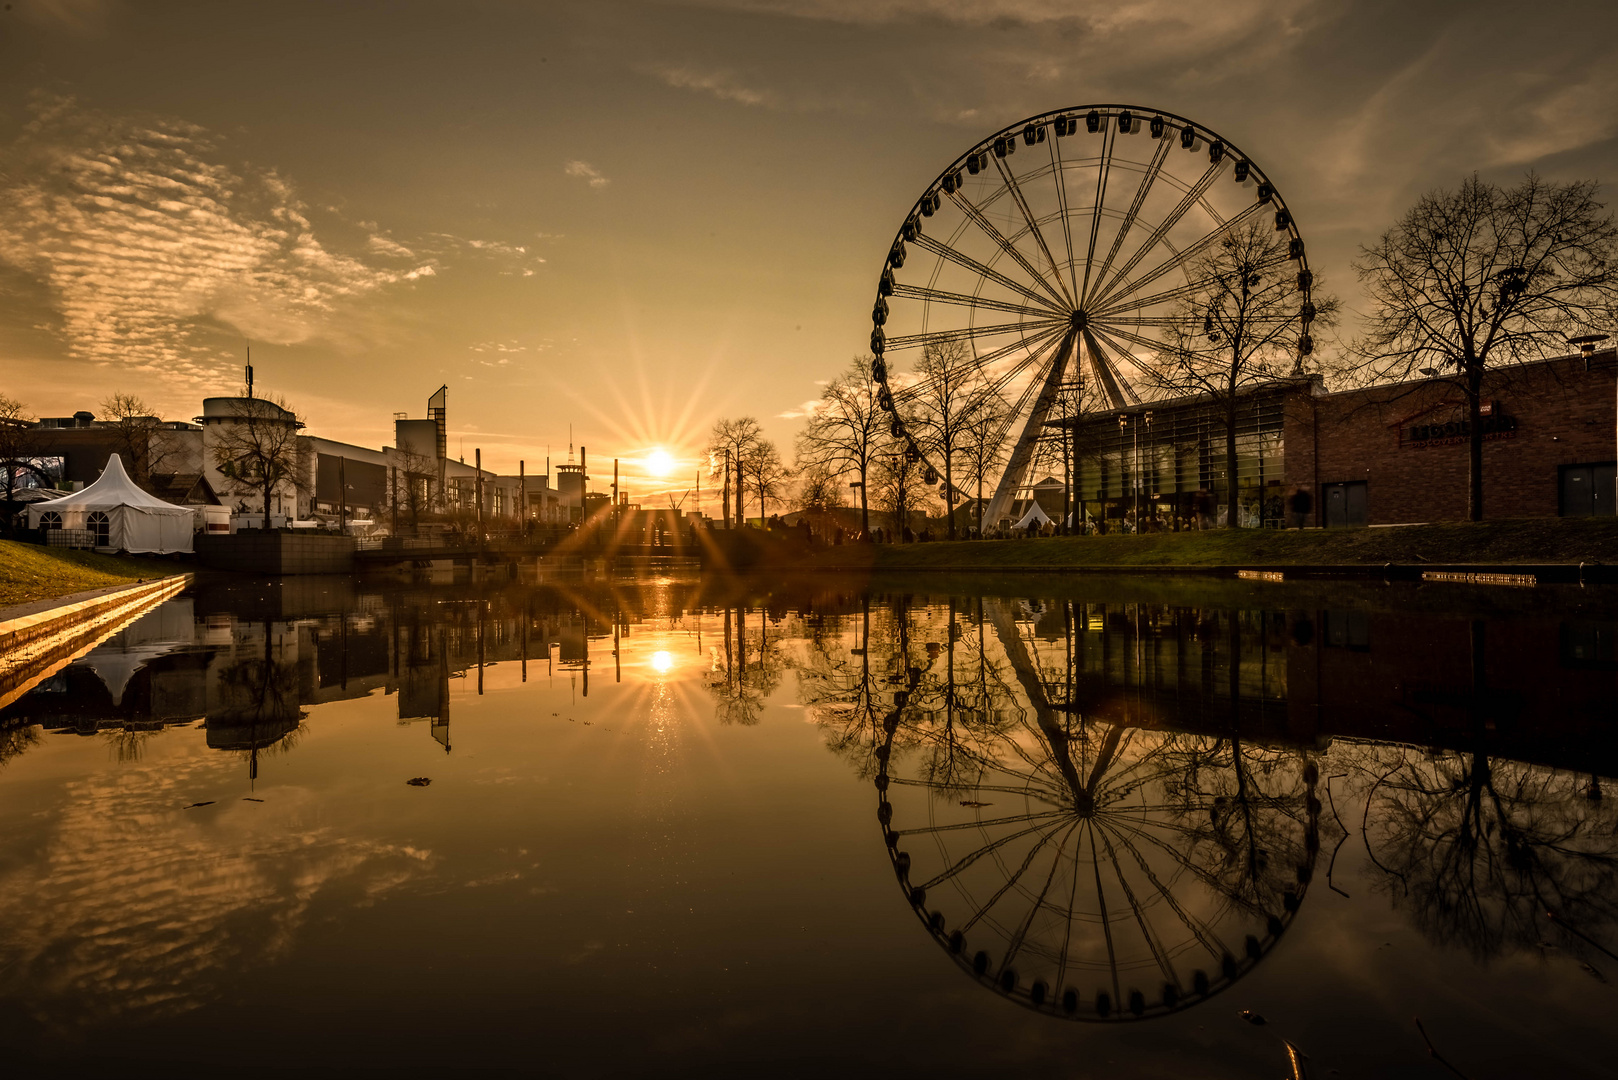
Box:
1053;349;1617;528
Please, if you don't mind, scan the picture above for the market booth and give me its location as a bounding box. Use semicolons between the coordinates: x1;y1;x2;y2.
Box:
26;454;197;554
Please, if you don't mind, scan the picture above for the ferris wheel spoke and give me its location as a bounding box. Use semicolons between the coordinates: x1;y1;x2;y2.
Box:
1094;200;1265;313
881;318;1066;353
958;822;1069;934
1103;816;1275;920
889;777;1064;801
1087;157;1229;311
946;189;1072;310
991;154;1075;307
1047;131;1080;301
895;807;1069;837
1000;820;1083;973
1090;256;1287;319
911;234;1063;310
1090;134;1173;310
1081;327;1143;409
1078;123;1117;307
1098;829;1183;989
889;283;1060;319
1052;815;1087;992
1108;823;1233;963
890;325;1064;409
1089;820;1124;1007
916;814;1072;893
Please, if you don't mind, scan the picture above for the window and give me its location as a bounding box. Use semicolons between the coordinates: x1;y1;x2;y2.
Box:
87;510;111;546
1558;462;1615;517
1323;610;1370;651
1322;481;1368;527
38;511;62;531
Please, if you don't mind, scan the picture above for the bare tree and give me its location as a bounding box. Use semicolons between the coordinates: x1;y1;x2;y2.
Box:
743;438;790;524
0;393;36;511
1354;173;1618;520
870;440;934;538
1145;219;1335;528
795;357;886;539
706;416;763;529
792;466;846;540
954;397;1008;535
207;395;309;526
905;339;1003;539
99;392;182;488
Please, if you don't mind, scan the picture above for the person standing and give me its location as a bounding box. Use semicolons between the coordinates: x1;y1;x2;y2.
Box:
1287;485;1313;529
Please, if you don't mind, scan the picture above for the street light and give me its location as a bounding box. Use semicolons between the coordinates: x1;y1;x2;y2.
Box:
1569;333;1613;514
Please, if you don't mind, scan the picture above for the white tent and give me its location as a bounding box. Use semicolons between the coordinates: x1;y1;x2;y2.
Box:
26;454;196;554
1013;500;1054;531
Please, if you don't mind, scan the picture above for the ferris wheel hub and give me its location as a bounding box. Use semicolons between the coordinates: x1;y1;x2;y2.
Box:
1069;311;1088;332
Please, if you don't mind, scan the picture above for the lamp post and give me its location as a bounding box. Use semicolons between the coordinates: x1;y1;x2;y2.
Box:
1117;413;1129;532
1142;411;1153;530
1569;334;1613;513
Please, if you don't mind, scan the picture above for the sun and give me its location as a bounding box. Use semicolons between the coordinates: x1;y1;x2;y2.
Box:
651;650;674;674
646;448;675;477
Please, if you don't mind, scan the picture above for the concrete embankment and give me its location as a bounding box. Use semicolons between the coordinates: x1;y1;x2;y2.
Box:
0;574;193;710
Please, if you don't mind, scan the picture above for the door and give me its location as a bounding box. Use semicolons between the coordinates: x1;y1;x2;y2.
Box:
1322;481;1368;527
1560;463;1616;516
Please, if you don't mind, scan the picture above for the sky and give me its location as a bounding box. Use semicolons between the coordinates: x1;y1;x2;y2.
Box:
2;0;1615;502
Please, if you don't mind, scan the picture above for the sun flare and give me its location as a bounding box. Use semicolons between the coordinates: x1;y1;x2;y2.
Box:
646;449;675;477
651;650;674;673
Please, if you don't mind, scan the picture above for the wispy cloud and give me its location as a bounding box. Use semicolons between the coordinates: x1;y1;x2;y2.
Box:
0;95;435;387
653;65;776;108
564;160;610;188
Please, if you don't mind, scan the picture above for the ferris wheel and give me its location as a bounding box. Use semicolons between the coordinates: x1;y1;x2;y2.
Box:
868;105;1317;527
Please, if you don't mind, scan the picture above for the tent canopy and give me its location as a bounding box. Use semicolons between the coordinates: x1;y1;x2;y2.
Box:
27;454;195;553
1013;500;1055;530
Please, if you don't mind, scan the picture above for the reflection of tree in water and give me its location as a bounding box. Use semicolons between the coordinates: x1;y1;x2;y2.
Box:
1356;745;1618;964
1345;618;1618;966
208;619;306;778
857;596;1317;1021
0;723;40;770
706;604;786;726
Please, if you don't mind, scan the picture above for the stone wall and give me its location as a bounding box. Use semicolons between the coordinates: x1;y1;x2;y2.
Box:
196;531;355;574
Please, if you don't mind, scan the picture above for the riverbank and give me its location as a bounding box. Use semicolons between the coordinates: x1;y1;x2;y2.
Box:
801;517;1618;573
0;539;182;609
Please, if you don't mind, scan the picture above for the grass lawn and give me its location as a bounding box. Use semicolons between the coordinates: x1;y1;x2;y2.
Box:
803;517;1618;571
0;539;182;610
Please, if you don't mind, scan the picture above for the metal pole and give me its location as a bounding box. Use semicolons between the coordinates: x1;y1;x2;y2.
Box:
338;456;346;536
519;459;525;528
475;447;484;562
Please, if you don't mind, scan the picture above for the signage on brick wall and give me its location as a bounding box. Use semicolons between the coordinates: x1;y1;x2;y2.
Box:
1403;402;1517;448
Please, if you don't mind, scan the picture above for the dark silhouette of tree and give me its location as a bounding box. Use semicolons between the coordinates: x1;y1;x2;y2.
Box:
1144;218;1336;528
1353;173;1618;520
99;392;182;489
706;416;763;529
905;341;1005;539
794;357;886;538
207;394;309;525
871;440;934;537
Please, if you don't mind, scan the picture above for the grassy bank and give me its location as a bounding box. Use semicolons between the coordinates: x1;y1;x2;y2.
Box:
0;540;178;610
802;518;1618;572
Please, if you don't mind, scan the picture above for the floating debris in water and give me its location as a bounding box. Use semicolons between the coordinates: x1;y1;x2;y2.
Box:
183;801;214;809
407;777;432;787
959;800;993;808
243;798;264;803
1239;1010;1267;1025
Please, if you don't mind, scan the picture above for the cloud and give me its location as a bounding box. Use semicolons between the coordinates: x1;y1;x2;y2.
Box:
0;95;433;386
564;160;611;188
653;66;776;108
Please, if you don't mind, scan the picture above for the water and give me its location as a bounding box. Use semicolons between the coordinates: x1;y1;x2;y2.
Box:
1;572;1615;1078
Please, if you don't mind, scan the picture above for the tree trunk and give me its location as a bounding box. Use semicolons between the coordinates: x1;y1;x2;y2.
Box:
1466;364;1484;522
859;464;870;538
264;468;275;530
1225;402;1240;529
722;457;731;529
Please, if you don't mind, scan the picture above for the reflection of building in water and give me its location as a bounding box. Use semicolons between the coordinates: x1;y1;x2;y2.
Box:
0;583;680;762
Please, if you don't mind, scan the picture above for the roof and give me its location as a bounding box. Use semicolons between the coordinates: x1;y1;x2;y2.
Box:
29;455;193;515
147;473;222;506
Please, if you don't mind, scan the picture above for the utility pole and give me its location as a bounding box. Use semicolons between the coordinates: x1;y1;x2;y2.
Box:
389;464;398;537
613;458;620;531
475;447;485;562
338;456;347;536
519;459;526;531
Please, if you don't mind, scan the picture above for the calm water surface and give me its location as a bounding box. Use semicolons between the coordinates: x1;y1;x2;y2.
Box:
1;572;1615;1078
